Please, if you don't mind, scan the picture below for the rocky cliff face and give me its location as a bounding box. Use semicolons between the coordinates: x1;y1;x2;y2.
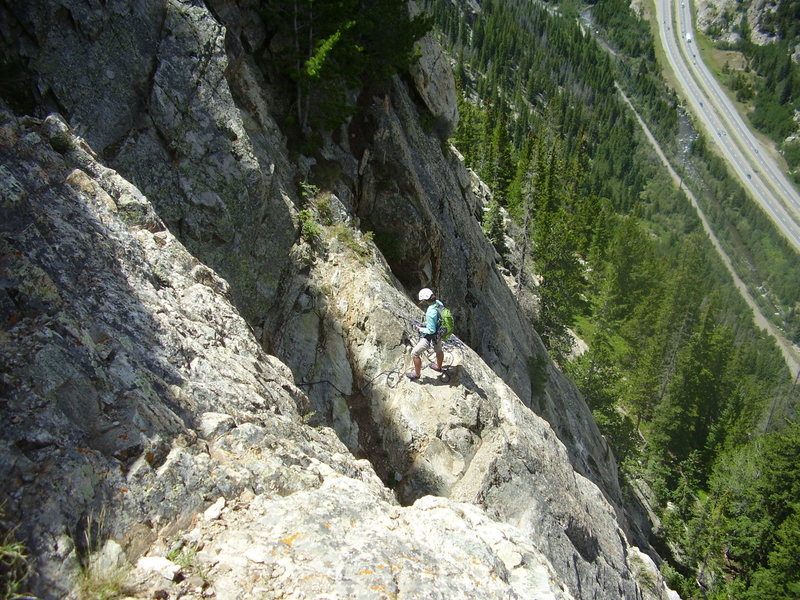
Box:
1;1;672;598
695;0;799;51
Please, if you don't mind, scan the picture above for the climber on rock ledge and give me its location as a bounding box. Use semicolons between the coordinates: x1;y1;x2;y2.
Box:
407;287;445;380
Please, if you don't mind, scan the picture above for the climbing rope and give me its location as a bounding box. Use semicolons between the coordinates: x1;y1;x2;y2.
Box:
295;363;407;394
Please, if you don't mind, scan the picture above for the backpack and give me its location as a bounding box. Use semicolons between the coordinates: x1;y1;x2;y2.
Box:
437;305;455;340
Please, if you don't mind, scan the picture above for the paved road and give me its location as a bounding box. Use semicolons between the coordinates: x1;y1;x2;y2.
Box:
655;0;800;252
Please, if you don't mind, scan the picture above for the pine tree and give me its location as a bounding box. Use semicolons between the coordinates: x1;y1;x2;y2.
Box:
749;505;800;599
690;422;800;595
488;112;514;202
483;198;509;259
648;304;733;487
512;136;547;292
599;215;659;324
506;134;535;219
534;209;584;357
262;0;432;131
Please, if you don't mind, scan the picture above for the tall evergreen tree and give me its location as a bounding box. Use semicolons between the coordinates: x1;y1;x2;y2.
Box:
262;0;431;131
598;215;659;325
648;304;733;487
534;209;584;357
488;111;514;202
483;198;509;260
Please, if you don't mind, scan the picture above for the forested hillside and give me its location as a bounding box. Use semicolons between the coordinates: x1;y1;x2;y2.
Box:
424;0;800;597
594;0;800;348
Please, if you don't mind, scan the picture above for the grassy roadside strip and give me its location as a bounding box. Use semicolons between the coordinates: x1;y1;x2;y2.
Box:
641;0;681;92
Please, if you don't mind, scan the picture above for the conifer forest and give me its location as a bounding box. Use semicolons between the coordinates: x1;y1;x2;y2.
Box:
423;0;800;597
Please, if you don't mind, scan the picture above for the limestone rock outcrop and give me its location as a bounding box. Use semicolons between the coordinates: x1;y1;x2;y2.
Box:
694;0;745;45
2;108;575;599
2;0;622;508
0;1;672;598
0;107;671;600
409;32;459;135
694;0;792;48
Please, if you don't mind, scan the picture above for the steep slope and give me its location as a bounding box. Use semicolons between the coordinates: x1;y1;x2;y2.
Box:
0;108;575;599
1;1;673;598
0;104;672;600
2;0;615;495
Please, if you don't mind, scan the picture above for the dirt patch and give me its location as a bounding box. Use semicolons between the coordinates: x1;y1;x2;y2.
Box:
710;48;747;72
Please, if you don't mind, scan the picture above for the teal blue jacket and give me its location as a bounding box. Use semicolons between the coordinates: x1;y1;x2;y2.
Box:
420;300;443;337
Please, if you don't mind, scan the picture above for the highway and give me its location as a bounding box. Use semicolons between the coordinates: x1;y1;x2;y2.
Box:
655;0;800;253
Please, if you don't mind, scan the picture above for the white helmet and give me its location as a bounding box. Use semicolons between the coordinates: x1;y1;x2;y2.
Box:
418;288;435;301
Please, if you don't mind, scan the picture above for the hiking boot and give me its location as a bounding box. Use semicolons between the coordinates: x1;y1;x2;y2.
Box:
407;371;420;380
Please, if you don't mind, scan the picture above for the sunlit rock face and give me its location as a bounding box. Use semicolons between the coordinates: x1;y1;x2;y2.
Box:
695;0;790;47
0;1;675;598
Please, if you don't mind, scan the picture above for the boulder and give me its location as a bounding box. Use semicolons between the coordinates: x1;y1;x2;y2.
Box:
410;32;460;134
